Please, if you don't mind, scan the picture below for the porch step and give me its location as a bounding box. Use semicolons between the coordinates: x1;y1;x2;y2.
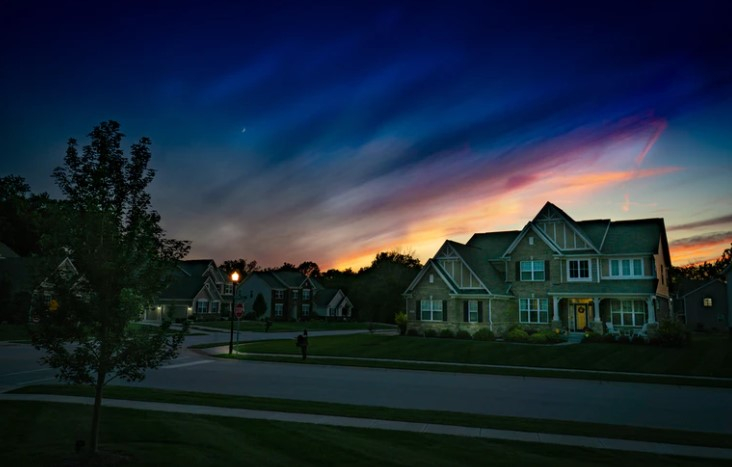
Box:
566;332;585;344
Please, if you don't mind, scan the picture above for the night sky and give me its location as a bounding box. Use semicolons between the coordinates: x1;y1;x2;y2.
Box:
2;1;731;269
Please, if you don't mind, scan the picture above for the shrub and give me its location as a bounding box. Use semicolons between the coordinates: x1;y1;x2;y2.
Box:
617;335;631;344
528;333;548;344
505;327;529;342
472;328;495;341
657;319;691;347
455;329;472;340
406;328;421;337
394;312;408;335
439;328;455;339
424;329;438;338
540;329;565;344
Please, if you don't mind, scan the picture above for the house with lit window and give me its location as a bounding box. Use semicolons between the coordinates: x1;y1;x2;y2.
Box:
235;271;352;321
145;259;234;322
404;202;672;336
676;265;730;332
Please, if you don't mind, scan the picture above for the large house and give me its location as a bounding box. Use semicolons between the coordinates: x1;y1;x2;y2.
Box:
145;259;234;322
404;202;672;336
236;271;352;321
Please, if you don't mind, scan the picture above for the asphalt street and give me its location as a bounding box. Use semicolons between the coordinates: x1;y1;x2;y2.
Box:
2;329;732;435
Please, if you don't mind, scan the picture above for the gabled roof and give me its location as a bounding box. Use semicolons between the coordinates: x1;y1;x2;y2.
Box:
159;259;220;300
466;231;518;258
244;270;322;290
446;240;503;293
0;242;20;259
531;202;601;253
600;219;665;255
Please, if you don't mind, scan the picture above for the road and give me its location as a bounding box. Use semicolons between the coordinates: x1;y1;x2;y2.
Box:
2;329;732;435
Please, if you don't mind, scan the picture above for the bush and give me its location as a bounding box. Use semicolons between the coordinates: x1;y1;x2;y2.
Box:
394;312;408;335
528;333;548;344
617;335;631;344
424;329;438;338
439;328;455;339
406;328;421;337
505;327;529;342
472;328;495;341
657;319;690;347
455;329;472;340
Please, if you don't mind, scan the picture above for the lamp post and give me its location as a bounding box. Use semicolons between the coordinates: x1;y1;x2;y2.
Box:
229;271;240;355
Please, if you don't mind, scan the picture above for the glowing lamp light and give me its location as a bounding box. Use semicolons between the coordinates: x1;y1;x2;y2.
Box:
231;271;240;283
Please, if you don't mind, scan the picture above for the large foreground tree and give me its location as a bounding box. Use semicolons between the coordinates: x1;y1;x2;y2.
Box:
31;121;190;455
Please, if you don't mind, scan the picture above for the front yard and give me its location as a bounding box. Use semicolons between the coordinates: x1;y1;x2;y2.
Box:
238;332;732;378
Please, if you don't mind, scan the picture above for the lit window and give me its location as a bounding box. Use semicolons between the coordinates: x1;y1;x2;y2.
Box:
520;261;545;281
568;259;591;281
519;298;548;324
420;297;444;321
703;297;713;307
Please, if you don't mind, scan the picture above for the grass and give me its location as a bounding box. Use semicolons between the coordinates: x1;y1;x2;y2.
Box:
0;324;32;341
12;384;732;450
192;319;394;332
229;334;732;387
2;399;729;466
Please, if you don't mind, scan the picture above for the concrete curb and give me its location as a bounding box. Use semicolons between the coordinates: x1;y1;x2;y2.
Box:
2;394;731;460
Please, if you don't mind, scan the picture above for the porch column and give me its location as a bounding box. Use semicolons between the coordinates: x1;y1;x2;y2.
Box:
646;296;656;324
552;296;560;322
593;297;601;322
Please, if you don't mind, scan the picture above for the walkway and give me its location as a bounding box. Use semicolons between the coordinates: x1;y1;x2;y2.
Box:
2;393;730;460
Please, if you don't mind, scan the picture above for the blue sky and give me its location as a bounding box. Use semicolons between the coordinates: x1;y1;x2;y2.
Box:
2;1;731;269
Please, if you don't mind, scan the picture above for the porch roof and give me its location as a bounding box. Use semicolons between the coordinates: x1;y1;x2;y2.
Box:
548;279;657;296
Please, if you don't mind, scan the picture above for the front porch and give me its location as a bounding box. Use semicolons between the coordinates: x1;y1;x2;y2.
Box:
549;295;659;336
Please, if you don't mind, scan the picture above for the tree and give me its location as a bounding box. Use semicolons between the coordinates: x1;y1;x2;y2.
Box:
252;292;267;318
0;175;60;256
297;261;321;278
30;121;190;455
672;243;732;282
221;258;259;276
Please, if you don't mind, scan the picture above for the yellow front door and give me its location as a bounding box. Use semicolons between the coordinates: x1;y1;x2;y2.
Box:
575;304;587;330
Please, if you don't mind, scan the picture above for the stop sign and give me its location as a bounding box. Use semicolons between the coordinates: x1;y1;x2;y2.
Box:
234;304;244;319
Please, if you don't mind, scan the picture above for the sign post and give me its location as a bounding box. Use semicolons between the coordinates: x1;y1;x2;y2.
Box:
235;304;244;350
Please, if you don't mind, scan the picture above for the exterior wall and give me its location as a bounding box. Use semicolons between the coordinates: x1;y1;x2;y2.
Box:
507;233;556;330
237;275;274;319
654;237;670;298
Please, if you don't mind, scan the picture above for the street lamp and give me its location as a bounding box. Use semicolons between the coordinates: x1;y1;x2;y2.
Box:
228;271;240;355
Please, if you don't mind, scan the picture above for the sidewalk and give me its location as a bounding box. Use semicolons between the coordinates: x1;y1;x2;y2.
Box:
2;393;731;460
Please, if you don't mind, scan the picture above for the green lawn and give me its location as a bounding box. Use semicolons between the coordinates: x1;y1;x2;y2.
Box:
237;333;732;378
13;384;732;450
2;400;727;466
0;324;32;341
193;319;394;332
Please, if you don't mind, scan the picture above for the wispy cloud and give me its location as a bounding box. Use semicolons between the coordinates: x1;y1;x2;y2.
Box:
668;214;732;231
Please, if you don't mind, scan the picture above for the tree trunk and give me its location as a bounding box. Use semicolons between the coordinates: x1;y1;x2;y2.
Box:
89;370;105;453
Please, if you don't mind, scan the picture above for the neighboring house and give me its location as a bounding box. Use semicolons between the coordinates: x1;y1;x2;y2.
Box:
314;288;353;320
675;263;731;332
236;271;352;321
404;202;672;336
0;242;73;323
145;259;233;322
